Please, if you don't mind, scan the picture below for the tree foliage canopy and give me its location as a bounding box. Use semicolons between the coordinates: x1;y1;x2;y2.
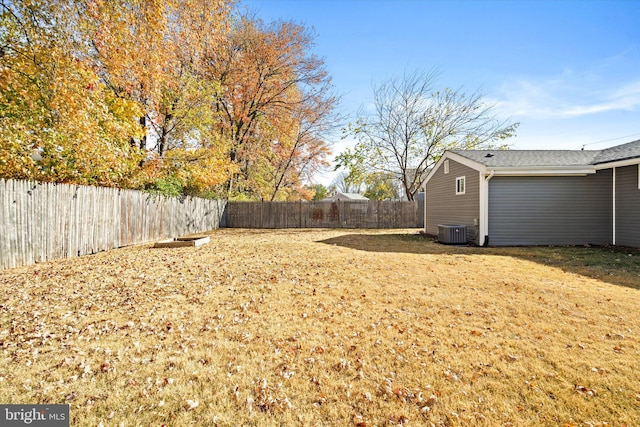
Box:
208;17;338;200
0;1;338;200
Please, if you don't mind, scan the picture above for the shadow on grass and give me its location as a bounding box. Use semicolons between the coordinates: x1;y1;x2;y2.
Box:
317;232;640;291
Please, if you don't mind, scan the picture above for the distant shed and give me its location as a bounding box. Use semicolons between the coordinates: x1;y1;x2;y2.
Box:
324;192;369;202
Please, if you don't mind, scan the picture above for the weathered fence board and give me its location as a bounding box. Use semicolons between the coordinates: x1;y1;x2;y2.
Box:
225;200;420;229
1;178;426;270
0;179;226;271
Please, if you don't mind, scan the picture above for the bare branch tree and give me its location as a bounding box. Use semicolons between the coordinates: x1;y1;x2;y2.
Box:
342;70;519;200
331;171;362;194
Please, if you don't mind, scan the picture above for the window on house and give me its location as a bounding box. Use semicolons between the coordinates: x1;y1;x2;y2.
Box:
456;176;466;195
444;160;449;174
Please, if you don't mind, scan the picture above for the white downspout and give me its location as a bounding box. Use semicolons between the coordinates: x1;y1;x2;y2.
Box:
480;170;495;246
422;185;427;233
613;167;616;245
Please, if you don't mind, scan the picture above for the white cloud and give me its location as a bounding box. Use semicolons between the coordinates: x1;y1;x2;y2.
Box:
493;75;640;120
561;80;640;117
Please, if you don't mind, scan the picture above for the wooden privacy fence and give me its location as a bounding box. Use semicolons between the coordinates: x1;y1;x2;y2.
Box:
1;179;424;270
225;200;421;229
0;179;226;271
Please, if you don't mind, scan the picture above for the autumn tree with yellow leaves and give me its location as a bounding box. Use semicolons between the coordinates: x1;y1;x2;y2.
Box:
0;1;338;199
0;0;145;186
203;16;339;200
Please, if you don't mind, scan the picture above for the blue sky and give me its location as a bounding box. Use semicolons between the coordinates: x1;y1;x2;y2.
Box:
241;0;640;184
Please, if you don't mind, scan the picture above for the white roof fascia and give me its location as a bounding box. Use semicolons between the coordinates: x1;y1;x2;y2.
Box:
440;153;595;176
423;156;445;184
424;151;486;185
424;152;610;182
594;158;640;170
447;152;488;173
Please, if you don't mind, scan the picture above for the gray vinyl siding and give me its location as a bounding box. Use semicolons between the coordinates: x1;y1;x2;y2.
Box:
426;159;480;244
487;170;613;246
615;165;640;247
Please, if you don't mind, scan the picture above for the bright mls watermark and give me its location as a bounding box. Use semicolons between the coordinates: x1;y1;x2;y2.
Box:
0;405;69;426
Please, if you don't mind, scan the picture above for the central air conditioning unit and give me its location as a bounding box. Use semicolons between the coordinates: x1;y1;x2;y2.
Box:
437;224;467;244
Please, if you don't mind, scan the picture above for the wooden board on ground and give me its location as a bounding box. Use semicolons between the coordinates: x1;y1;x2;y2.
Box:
153;236;210;248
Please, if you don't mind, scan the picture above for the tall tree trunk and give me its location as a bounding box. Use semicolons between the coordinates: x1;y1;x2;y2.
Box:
138;116;147;150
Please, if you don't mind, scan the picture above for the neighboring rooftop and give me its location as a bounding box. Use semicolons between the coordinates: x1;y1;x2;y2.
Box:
324;192;369;201
451;139;640;168
593;139;640;164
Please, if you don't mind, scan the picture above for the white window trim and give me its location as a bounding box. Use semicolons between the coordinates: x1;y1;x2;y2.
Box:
444;160;450;174
456;176;466;195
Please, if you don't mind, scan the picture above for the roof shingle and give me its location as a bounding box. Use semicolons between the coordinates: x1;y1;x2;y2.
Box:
592;139;640;164
451;139;640;168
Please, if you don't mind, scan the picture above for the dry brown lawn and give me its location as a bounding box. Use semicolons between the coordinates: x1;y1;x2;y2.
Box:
1;229;639;427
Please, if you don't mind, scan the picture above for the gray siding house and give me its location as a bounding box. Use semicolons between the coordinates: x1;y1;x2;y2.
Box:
424;140;640;247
